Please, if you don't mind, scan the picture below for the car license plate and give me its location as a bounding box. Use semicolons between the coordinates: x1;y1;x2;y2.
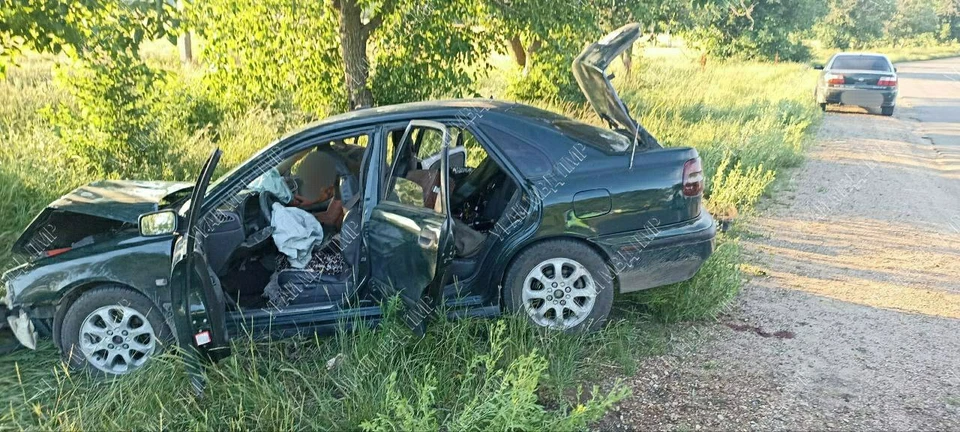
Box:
840;90;883;107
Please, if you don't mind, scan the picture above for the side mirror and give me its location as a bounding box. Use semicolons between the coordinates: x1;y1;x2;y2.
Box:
139;210;178;237
812;64;824;70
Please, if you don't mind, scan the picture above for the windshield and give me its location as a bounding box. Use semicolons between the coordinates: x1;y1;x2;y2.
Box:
551;119;632;154
831;55;892;72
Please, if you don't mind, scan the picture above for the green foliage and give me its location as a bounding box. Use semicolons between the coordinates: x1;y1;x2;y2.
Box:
369;0;494;105
1;310;630;430
706;153;777;215
0;0;176;75
685;0;821;61
814;0;895;49
188;0;343;115
360;369;440;431
489;0;602;101
47;59;179;179
815;0;960;48
887;0;941;45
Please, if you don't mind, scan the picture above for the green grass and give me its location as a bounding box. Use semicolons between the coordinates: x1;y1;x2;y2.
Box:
0;46;820;429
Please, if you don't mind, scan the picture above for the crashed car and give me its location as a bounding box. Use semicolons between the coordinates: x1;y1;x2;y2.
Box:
1;24;715;376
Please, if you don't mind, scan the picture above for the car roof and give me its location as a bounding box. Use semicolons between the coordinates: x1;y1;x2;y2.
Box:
832;52;891;60
283;99;528;139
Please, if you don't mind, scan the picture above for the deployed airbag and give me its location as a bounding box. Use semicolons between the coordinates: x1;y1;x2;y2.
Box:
270;203;323;269
248;168;293;204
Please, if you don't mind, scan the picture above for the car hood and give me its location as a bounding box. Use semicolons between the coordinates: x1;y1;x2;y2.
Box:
573;23;643;136
50;180;193;223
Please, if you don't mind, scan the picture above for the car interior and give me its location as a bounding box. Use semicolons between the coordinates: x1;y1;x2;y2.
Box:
201;125;519;314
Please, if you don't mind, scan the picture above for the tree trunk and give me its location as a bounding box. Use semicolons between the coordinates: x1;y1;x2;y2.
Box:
509;35;526;68
177;0;192;64
179;31;193;64
621;44;633;75
339;0;373;110
522;39;542;76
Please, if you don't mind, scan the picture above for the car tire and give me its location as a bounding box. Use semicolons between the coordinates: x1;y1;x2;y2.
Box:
819;103;827;112
60;286;173;377
503;239;614;332
881;106;894;116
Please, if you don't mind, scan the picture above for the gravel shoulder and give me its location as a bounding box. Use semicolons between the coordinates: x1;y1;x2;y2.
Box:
599;57;960;431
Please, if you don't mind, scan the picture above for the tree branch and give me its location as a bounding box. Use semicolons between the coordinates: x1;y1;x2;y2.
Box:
362;0;399;38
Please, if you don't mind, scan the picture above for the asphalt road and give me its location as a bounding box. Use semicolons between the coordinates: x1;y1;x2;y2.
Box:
600;57;960;430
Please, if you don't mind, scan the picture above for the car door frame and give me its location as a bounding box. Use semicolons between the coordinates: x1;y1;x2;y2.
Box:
365;120;456;333
211;127;380;336
169;148;230;394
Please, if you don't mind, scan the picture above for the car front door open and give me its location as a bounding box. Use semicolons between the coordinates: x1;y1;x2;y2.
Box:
170;148;230;395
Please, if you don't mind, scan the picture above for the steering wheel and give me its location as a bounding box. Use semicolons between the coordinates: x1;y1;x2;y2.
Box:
259;191;285;225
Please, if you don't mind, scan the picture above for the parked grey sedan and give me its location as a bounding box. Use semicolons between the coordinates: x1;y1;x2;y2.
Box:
814;53;898;116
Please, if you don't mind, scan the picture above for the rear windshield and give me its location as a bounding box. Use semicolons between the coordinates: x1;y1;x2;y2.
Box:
831;55;892;72
551;120;633;154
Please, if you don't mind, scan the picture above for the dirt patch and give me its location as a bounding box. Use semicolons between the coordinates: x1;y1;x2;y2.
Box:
723;322;794;339
599;58;960;431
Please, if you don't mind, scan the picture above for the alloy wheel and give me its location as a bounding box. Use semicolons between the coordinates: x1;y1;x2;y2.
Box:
79;305;157;374
521;258;598;329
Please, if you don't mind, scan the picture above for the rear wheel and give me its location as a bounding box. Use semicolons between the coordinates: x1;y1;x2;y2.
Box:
881;106;895;116
503;240;613;332
819;103;827;112
60;286;172;377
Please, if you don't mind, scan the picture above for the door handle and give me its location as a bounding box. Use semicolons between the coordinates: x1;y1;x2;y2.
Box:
418;228;438;248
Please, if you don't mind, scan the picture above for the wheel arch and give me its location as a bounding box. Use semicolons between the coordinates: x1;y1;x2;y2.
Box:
498;234;622;306
52;280;160;351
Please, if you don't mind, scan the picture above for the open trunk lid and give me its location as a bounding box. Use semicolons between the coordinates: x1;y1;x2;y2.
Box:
573;23;643;136
573;23;659;164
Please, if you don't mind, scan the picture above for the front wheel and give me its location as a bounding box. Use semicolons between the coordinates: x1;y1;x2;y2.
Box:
503;240;614;332
881;106;895;116
60;286;172;377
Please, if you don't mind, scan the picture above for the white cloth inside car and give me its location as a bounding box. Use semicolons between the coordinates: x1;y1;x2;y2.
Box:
270;202;323;269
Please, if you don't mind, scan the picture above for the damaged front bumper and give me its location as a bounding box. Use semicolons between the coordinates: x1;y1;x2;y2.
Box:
2;305;37;351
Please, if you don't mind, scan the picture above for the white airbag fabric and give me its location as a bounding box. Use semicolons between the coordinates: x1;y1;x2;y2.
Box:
248;168;293;204
270;203;323;269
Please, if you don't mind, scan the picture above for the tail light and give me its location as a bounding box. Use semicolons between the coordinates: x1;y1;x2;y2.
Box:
682;158;704;197
825;73;844;86
877;76;897;87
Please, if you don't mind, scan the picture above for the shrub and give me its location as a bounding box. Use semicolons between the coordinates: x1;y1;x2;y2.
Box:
46;57;178;180
706;152;777;216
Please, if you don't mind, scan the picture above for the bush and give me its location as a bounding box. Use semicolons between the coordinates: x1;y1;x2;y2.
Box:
46;57;179;180
706;153;777;216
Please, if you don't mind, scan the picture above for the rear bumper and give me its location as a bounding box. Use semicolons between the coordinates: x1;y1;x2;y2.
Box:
593;212;716;293
820;87;897;107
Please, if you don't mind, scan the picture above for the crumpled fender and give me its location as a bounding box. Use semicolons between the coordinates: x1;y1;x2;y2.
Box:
7;310;37;350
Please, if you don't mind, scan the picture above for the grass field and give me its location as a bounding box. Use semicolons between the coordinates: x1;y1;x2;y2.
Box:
0;45;820;429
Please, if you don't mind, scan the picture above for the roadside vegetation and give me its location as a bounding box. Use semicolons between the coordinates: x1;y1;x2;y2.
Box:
0;0;952;428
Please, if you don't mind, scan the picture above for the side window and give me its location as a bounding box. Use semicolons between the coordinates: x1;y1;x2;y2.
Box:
453;128;487;169
383;125;446;214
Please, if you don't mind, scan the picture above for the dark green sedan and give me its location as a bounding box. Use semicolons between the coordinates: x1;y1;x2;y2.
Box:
1;24;715;378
